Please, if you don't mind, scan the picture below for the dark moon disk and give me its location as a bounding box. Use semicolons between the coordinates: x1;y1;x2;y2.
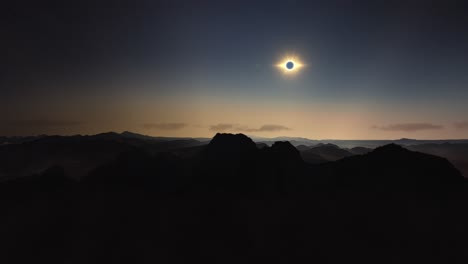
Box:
286;61;294;70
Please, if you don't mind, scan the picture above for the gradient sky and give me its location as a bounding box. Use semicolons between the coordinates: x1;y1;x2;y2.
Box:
2;0;468;139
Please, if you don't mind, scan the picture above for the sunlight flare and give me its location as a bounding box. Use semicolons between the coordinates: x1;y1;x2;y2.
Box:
275;54;305;75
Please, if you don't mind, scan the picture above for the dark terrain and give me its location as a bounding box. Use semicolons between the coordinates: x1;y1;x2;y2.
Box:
1;133;468;263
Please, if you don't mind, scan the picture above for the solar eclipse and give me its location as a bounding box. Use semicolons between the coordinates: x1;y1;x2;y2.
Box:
276;55;304;75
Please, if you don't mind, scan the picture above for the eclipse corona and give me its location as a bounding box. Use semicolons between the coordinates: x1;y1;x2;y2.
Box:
276;55;304;75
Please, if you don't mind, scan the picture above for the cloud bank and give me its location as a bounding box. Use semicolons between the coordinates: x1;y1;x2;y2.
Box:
209;124;234;132
454;122;468;130
209;123;290;133
373;123;443;132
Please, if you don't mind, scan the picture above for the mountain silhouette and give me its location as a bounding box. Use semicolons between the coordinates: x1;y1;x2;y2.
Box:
348;146;373;155
407;143;468;178
295;144;311;151
300;143;353;163
318;143;464;192
206;133;257;156
266;141;303;163
0;133;468;263
0;132;205;181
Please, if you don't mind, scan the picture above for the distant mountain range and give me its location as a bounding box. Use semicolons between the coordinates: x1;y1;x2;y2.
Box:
1;132;465;194
1;131;468;179
1;132;468;263
3;132;468;147
0;132;205;180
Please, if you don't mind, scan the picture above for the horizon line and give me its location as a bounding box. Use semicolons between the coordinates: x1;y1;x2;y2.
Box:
2;131;468;142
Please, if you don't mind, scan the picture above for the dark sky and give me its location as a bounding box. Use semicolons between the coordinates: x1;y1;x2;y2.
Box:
2;0;468;138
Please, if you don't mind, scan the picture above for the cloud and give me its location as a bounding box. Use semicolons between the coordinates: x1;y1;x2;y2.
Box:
209;123;234;132
8;119;84;127
143;122;187;130
373;123;443;132
209;123;291;133
454;122;468;130
243;124;291;132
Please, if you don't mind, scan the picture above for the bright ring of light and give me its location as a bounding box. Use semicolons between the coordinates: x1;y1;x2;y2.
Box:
275;55;304;75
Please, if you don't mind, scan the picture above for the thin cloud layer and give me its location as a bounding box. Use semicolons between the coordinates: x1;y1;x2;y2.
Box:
143;122;187;130
209;123;290;133
243;125;291;132
209;124;234;132
373;123;443;132
454;122;468;130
